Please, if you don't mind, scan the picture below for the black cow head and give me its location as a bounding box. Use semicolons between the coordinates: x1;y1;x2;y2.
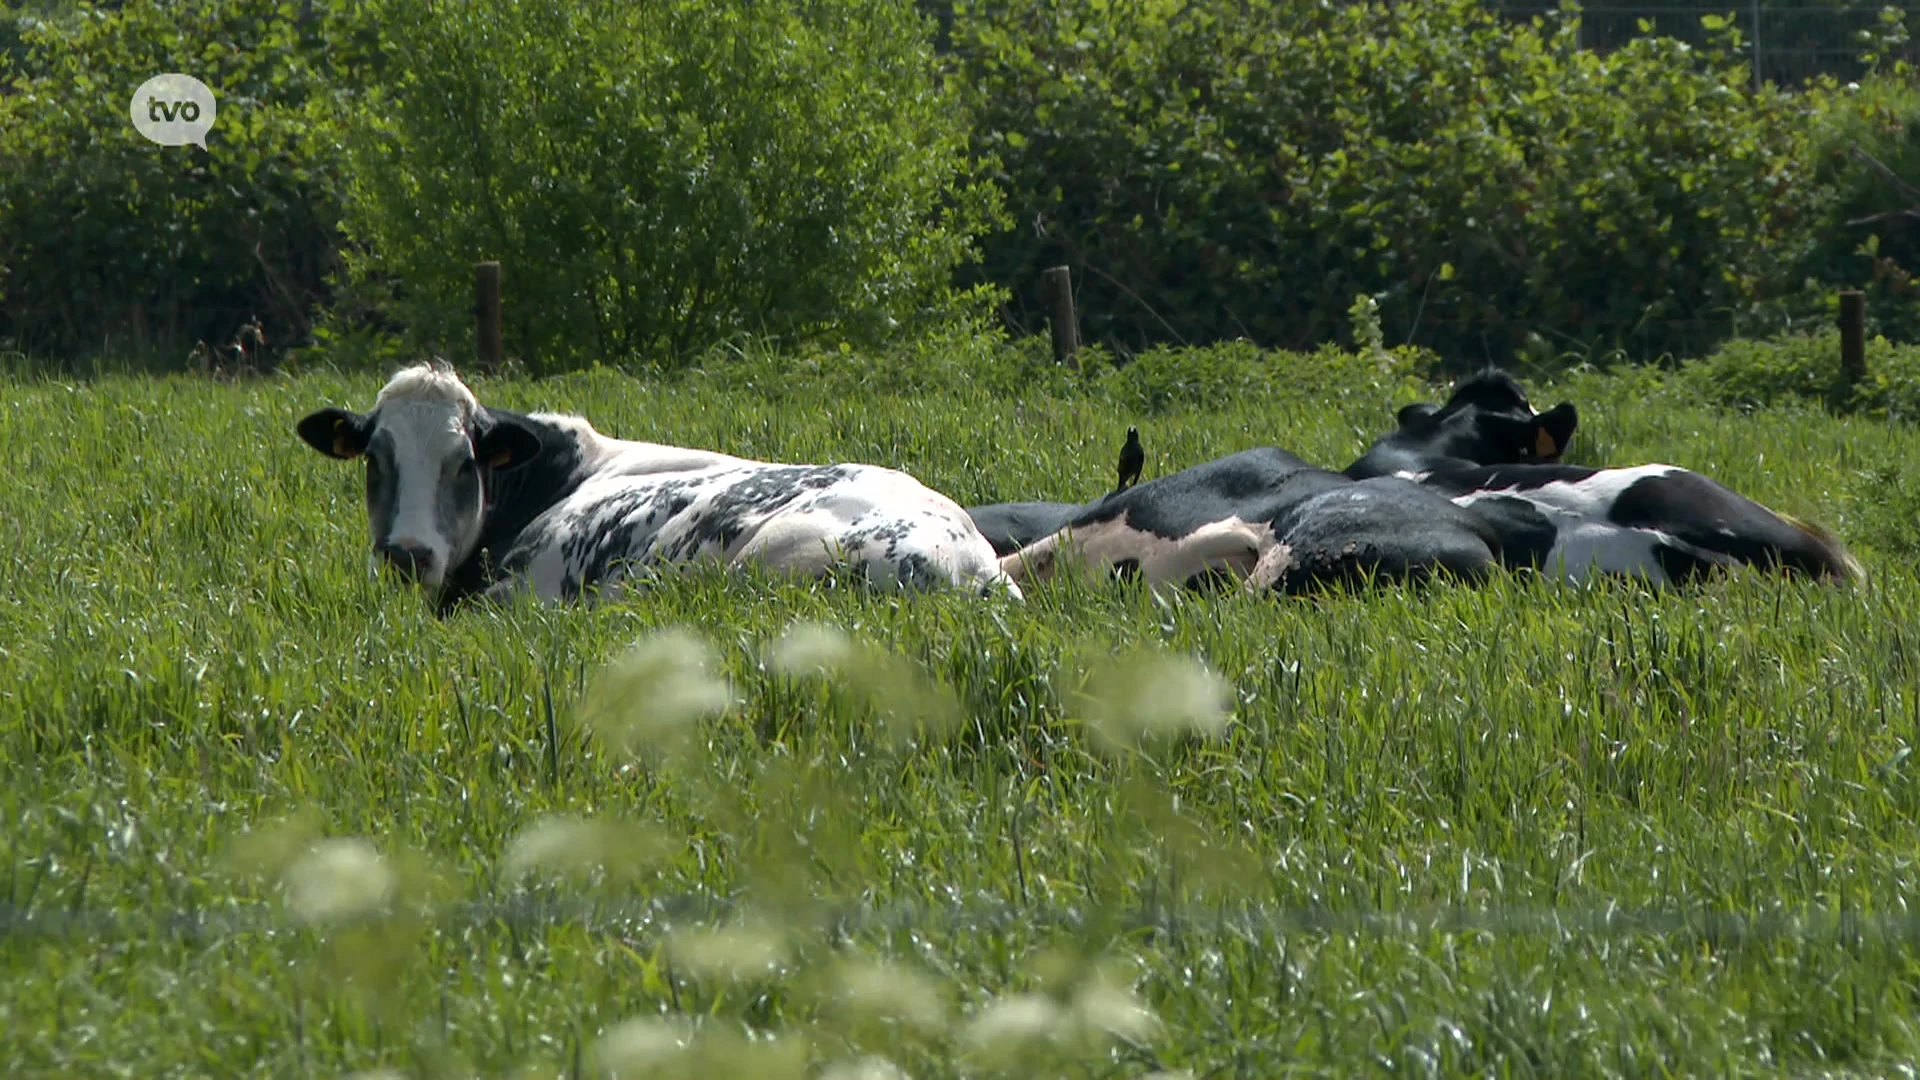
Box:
1394;370;1579;465
297;361;542;590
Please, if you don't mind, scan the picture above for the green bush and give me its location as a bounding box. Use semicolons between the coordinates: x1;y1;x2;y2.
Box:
333;0;1004;373
1677;329;1920;420
0;0;354;364
1788;64;1920;344
954;0;1828;365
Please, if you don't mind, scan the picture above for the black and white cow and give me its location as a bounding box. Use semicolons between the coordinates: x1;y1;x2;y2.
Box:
1346;370;1863;586
966;500;1093;558
967;427;1148;557
996;446;1504;595
296;362;1022;610
1348;368;1581;478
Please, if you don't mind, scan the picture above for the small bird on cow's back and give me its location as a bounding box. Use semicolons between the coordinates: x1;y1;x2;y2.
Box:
1116;426;1145;492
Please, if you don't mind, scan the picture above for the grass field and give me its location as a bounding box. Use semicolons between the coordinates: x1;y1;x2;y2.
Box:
5;350;1920;1078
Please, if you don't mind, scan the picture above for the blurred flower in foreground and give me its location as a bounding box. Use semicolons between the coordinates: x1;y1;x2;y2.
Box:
589;1015;693;1078
962;991;1063;1065
1069;969;1163;1044
819;1057;911;1080
579;628;735;758
281;837;396;926
962;971;1162;1067
764;619;961;750
223;809;325;879
765;620;859;675
500;813;674;885
590;1017;806;1080
826;955;952;1034
666;920;791;984
1071;645;1232;753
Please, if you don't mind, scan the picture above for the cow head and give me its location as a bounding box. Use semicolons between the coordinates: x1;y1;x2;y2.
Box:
297;361;543;590
1392;370;1580;466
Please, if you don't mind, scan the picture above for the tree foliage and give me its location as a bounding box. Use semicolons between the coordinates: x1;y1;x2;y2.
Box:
332;0;1004;373
954;0;1843;364
0;0;353;361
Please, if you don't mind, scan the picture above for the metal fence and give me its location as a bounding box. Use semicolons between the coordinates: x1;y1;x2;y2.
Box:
1489;2;1920;86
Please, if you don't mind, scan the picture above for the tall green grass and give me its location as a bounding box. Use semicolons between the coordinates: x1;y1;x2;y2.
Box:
3;356;1919;1078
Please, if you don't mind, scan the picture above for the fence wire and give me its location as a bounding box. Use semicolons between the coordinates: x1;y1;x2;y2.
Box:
5;895;1917;946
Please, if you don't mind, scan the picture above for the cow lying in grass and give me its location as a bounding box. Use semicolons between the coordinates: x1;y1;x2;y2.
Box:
296;362;1021;611
967;427;1148;558
995;446;1504;595
1346;369;1863;586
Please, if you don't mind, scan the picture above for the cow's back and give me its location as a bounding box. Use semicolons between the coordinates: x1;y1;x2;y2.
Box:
1002;446;1500;593
1270;476;1500;591
966;500;1090;557
497;460;1018;601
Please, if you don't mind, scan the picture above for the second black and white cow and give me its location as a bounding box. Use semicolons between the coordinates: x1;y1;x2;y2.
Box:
296;362;1022;610
966;500;1091;558
1346;370;1863;586
967;427;1149;558
997;447;1504;595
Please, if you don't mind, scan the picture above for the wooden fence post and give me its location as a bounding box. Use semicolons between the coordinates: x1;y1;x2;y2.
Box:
1839;289;1866;387
1043;265;1079;369
475;261;503;371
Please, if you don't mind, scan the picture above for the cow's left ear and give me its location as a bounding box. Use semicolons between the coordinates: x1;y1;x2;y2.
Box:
1396;402;1441;429
297;407;370;460
474;415;543;472
1531;402;1579;460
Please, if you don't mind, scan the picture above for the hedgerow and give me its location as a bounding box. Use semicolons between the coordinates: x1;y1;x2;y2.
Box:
953;0;1881;363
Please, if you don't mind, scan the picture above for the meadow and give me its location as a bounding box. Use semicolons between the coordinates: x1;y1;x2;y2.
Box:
4;350;1920;1078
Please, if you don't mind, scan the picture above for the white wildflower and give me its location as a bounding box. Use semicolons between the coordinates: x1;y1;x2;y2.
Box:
582;628;734;755
961;992;1064;1055
765;620;858;675
830;956;951;1033
282;837;396;926
819;1057;911;1080
1070;973;1162;1044
1076;647;1233;752
589;1015;692;1078
666;921;789;983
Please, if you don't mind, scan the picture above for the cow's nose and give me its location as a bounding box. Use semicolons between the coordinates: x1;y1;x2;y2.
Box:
376;540;434;580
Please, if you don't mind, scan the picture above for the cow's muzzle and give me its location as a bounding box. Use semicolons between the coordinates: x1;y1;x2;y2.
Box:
376;539;436;583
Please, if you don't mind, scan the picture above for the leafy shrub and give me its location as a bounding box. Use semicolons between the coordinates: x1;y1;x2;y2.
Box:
954;0;1829;365
333;0;1004;373
0;0;354;364
1788;64;1920;344
1677;330;1920;420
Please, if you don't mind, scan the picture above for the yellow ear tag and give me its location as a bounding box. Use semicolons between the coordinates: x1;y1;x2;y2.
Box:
488;449;514;469
1534;428;1559;458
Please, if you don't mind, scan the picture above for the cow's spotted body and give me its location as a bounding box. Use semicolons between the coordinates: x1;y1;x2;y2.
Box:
966;500;1096;558
998;446;1502;595
1348;370;1862;586
297;362;1019;610
503;460;1005;603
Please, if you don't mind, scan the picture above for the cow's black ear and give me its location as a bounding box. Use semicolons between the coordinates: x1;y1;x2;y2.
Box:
475;415;543;472
297;407;370;460
1533;402;1579;460
1396;402;1440;429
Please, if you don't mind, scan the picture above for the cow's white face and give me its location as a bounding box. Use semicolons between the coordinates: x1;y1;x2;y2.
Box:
298;364;541;592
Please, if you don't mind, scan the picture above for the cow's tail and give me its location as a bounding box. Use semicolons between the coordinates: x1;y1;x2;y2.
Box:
1778;513;1867;585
